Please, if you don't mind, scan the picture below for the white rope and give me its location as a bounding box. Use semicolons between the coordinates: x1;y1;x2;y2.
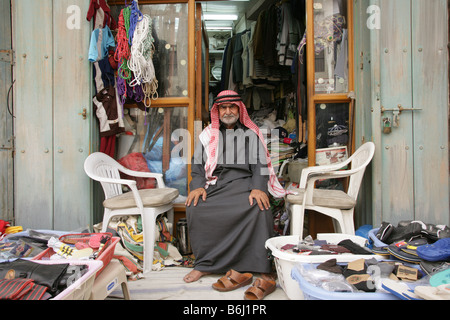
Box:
128;14;157;87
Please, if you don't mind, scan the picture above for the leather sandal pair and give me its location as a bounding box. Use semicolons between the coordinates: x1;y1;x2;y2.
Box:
212;269;276;300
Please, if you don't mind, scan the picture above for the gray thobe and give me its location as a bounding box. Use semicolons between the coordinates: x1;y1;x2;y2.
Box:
186;123;274;274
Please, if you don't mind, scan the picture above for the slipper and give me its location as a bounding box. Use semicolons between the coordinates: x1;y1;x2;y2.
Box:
317;259;344;274
385;221;423;244
212;269;253;292
371;246;390;256
381;279;422;300
415;284;450;300
417;238;450;262
420;260;450;276
346;274;376;292
429;268;450;287
244;278;276;300
387;244;421;264
422;224;450;241
375;222;394;243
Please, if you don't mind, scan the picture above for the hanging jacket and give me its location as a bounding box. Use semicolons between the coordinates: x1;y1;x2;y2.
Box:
93;86;125;137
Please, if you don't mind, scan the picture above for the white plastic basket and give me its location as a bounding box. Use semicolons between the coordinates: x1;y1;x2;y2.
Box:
265;234;382;300
34;259;103;300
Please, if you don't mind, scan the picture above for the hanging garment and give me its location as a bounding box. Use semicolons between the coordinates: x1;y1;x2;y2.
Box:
262;5;278;67
93;86;125;138
232;32;244;85
252;10;266;61
277;2;301;66
86;0;117;30
88;25;116;63
93;56;115;94
241;30;252;87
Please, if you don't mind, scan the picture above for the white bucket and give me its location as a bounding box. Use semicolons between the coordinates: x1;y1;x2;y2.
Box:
265;234;379;300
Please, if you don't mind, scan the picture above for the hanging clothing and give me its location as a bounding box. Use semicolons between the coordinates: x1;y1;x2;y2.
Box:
93;55;115;93
88;26;116;63
86;0;117;30
92;86;125;138
277;2;301;66
241;30;252;87
232;32;244;85
262;5;278;67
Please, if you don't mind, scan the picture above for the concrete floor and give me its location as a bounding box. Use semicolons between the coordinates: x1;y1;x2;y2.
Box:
109;265;289;300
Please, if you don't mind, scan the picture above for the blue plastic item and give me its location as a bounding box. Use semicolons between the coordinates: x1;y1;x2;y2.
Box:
417;238;450;262
290;264;400;300
368;228;388;248
356;225;373;240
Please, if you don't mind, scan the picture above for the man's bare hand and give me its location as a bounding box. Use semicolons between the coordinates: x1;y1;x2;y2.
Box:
249;189;270;211
185;188;207;207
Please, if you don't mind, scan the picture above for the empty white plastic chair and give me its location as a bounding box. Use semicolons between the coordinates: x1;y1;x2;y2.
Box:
286;142;375;239
84;152;179;274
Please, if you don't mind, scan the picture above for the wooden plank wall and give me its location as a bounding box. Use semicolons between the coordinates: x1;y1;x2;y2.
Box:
367;0;449;226
378;0;415;223
13;0;55;228
411;0;449;225
13;0;92;230
353;0;374;227
52;0;92;230
0;0;13;222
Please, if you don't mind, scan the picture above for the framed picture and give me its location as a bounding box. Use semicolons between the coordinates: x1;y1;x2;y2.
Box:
315;146;348;166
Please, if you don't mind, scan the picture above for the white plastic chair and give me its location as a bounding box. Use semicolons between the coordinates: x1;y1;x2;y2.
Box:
286;142;375;239
84;152;179;274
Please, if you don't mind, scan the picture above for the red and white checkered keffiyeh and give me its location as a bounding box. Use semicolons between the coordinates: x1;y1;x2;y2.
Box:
198;90;288;198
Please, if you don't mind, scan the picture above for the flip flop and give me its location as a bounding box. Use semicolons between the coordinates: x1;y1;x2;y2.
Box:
417;238;450;262
429;268;450;287
415;284;450;300
244;278;276;300
387;244;421;264
212;269;253;292
381;279;422;300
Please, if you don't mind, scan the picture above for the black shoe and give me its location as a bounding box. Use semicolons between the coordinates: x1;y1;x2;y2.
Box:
419;260;450;276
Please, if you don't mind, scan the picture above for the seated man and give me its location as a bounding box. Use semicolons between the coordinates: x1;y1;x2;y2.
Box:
183;90;287;283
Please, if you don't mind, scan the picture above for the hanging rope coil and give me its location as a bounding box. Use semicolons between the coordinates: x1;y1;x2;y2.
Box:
115;7;132;81
115;0;158;108
128;14;154;86
128;0;143;46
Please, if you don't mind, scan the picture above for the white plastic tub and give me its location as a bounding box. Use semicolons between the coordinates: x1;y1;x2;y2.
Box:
34;259;103;300
265;233;382;300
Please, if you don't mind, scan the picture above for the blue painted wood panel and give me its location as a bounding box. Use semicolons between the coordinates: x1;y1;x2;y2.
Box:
378;0;415;223
367;0;449;226
13;0;92;230
0;0;13;222
52;0;92;230
13;0;54;228
411;0;449;225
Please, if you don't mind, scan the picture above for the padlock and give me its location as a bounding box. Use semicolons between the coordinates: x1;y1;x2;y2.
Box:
383;117;392;134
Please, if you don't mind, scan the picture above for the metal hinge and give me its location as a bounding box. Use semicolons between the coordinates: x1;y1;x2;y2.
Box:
0;49;15;65
0;136;15;157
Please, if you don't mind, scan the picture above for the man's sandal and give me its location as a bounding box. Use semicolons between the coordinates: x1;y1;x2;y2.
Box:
243;278;276;300
212;269;253;292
